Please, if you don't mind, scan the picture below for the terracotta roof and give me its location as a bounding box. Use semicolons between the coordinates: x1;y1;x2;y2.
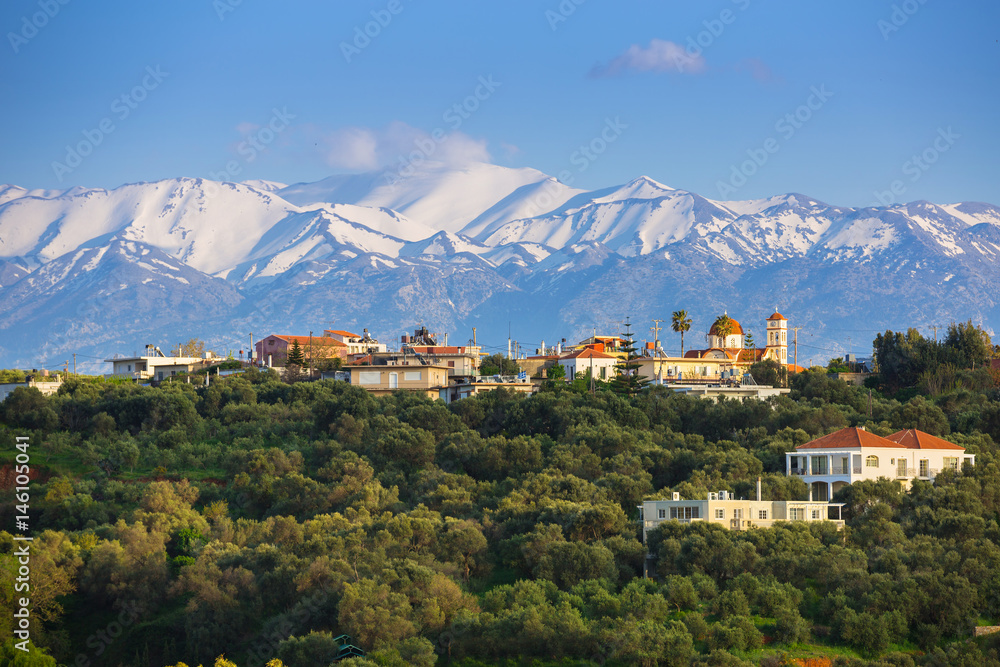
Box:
796;426;908;450
787;364;806;373
324;329;361;338
683;350;703;358
560;348;617;360
271;335;346;346
768;312;787;321
886;429;965;451
709;318;744;336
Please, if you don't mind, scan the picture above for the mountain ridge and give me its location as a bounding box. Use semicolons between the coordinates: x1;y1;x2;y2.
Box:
1;163;998;371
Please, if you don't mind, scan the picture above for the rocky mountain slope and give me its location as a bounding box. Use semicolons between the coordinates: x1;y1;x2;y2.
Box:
1;163;998;372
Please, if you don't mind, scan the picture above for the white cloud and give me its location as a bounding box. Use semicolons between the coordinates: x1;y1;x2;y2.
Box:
322;121;490;170
323;127;381;170
590;39;707;78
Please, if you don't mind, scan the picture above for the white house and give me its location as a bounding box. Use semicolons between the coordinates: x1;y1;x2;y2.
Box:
323;329;388;356
558;348;619;381
786;426;974;501
105;345;209;381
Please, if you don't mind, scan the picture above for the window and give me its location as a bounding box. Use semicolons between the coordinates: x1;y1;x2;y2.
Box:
919;460;929;477
671;507;699;520
358;371;381;385
448;361;455;368
943;457;959;471
811;456;827;474
658;509;666;519
715;509;725;519
811;509;821;520
866;455;879;468
404;371;421;381
733;509;743;519
789;508;804;520
758;510;768;520
670;508;678;519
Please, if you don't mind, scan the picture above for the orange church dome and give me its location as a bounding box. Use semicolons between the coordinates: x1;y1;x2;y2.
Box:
709;317;744;337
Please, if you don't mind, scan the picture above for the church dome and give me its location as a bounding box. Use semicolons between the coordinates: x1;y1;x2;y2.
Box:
709;318;744;337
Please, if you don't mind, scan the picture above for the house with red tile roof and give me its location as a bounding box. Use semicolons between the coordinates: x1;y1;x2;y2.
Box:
558;347;619;381
255;334;347;366
787;426;975;501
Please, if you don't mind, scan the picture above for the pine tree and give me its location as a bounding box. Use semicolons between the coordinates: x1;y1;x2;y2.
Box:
611;318;648;396
287;339;305;366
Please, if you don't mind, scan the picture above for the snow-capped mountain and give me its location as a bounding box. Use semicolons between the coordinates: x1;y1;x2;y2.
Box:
0;163;998;371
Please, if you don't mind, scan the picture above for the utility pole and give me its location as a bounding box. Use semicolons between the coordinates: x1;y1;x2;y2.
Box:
309;331;314;379
73;353;76;376
651;319;663;348
930;325;939;343
792;327;803;370
249;333;254;366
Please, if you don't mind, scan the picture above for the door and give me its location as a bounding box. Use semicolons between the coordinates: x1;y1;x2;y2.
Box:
389;372;398;388
897;458;907;477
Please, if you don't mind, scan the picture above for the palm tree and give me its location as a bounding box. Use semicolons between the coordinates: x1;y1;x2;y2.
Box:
671;310;692;356
713;314;734;348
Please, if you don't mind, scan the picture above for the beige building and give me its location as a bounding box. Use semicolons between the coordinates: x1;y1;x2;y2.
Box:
0;375;63;402
345;364;451;399
640;488;844;541
443;377;538;403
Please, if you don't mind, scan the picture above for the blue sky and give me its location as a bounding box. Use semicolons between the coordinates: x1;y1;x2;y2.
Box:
2;0;998;206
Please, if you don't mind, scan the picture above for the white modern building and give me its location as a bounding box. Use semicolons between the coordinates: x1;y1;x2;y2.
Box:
786;426;974;501
105;345;211;381
323;329;388;356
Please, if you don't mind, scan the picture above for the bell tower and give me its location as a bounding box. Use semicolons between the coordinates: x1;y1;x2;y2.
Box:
765;309;788;364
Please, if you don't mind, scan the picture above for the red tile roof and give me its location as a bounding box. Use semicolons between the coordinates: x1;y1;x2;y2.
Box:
886;429;965;451
796;426;908;450
324;329;361;338
560;348;617;360
768;312;787;321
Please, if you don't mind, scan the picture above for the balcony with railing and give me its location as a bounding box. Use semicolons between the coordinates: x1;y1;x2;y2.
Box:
788;466;853;477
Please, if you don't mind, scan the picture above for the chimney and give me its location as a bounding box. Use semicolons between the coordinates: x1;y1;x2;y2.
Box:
757;476;762;501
